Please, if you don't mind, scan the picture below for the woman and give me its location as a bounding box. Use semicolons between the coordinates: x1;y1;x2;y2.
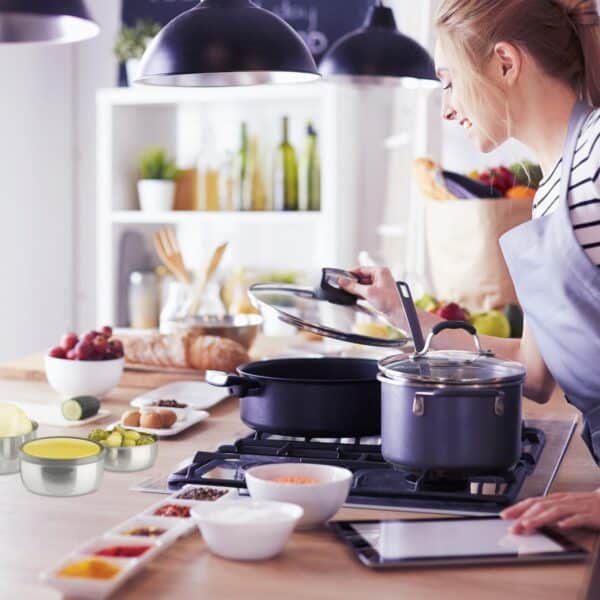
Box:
340;0;600;534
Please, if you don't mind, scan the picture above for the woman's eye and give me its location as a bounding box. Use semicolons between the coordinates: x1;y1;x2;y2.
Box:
443;82;453;91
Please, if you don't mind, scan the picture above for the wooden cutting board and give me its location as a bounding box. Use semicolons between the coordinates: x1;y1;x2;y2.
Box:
0;353;206;389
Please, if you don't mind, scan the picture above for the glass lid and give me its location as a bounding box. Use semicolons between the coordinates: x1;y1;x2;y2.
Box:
248;268;410;348
379;350;527;385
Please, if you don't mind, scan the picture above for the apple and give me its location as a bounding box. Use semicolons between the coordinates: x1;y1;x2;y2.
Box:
436;302;468;321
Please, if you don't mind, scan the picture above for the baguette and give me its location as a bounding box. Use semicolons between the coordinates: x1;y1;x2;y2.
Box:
412;157;457;201
122;332;249;372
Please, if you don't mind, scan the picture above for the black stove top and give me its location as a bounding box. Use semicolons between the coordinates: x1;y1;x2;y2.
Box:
168;425;553;516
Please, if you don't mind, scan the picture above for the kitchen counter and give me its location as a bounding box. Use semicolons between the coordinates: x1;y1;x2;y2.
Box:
1;354;599;599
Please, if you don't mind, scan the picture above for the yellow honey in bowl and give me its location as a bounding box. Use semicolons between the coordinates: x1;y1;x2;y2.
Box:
22;437;101;460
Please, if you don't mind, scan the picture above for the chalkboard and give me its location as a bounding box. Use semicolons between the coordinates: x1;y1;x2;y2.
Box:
121;0;374;61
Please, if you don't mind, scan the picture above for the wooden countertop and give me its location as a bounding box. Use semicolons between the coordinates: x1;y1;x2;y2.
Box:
1;353;599;599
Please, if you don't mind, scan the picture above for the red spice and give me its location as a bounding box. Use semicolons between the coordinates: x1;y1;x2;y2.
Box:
153;504;191;518
95;545;152;558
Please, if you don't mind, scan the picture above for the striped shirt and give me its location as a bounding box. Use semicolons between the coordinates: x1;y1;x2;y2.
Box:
533;107;600;266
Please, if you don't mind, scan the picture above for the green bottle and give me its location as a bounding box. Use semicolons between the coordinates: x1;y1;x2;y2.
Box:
273;116;299;211
236;122;249;211
305;123;321;211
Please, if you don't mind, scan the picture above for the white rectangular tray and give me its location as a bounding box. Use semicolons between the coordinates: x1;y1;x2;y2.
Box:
107;410;209;438
130;381;229;411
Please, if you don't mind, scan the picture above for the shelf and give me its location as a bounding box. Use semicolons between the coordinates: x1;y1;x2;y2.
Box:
110;210;323;226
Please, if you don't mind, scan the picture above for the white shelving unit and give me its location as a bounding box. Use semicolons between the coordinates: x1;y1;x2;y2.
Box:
96;83;394;325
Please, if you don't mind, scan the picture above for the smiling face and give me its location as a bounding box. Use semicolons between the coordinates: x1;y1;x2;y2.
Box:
434;39;510;153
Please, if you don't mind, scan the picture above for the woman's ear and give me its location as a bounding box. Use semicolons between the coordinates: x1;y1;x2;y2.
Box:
492;42;522;87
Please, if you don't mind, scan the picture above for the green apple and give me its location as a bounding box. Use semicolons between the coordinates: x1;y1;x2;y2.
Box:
471;310;511;338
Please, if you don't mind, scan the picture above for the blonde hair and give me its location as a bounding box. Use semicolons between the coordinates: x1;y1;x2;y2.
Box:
436;0;600;109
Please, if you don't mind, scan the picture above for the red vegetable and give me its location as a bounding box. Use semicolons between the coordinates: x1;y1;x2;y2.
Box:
95;545;151;558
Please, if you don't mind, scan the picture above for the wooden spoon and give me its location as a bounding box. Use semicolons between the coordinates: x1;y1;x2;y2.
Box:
188;242;229;316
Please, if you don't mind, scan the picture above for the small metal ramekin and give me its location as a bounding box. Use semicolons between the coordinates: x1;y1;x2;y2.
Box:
19;437;105;497
103;441;158;472
0;421;38;475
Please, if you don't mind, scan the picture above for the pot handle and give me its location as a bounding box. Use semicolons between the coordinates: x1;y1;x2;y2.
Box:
205;370;262;398
413;389;506;417
414;320;493;358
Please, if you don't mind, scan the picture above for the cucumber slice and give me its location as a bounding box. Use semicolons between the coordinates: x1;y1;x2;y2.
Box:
62;396;100;421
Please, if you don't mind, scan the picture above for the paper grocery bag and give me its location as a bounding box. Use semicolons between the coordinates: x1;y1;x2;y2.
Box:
424;198;534;311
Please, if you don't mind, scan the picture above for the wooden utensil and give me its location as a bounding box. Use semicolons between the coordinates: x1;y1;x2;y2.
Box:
152;228;192;285
189;242;229;316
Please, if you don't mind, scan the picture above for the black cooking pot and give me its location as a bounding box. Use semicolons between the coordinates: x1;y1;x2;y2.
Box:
377;321;526;473
207;357;380;438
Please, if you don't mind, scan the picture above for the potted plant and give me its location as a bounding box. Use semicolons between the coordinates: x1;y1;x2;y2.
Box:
114;20;161;85
138;147;178;213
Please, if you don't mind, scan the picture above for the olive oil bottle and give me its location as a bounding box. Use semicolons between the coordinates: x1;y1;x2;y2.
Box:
273;116;299;211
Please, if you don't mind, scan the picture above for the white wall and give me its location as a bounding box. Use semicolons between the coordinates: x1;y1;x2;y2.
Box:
0;44;75;362
74;0;121;332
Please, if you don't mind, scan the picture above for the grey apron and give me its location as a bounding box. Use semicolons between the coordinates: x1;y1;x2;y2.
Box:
500;100;600;463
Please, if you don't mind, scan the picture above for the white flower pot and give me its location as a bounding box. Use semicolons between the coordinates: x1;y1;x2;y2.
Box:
126;58;141;86
138;180;175;213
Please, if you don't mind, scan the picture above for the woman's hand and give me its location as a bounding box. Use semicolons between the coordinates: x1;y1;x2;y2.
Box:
501;490;600;534
338;267;404;321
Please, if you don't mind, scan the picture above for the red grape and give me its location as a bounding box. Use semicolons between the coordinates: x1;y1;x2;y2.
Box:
74;341;93;361
110;339;124;358
49;346;67;359
101;325;113;338
60;333;78;351
93;335;108;353
83;332;96;344
66;349;77;360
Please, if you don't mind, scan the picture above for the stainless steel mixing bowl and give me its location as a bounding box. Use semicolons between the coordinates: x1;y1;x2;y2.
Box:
19;437;105;496
165;314;263;349
0;421;38;475
103;440;158;472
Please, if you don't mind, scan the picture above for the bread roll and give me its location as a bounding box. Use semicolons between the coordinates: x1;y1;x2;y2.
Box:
187;335;250;372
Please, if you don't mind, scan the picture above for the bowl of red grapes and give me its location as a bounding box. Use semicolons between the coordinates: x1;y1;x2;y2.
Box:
45;327;125;398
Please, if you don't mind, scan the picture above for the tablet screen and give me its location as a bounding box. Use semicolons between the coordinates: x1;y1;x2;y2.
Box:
352;518;566;561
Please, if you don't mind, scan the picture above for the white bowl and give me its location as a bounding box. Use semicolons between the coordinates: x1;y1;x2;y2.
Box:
245;463;353;530
44;356;124;398
191;499;303;561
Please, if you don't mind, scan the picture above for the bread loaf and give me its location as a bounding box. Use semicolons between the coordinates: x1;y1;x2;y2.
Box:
122;332;249;372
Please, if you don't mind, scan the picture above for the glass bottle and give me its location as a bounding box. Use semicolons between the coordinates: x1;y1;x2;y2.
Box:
306;123;321;211
197;126;221;211
235;121;249;211
245;135;269;211
273;116;299;211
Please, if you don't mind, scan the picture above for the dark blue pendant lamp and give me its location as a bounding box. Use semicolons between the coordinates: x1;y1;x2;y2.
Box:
0;0;98;44
320;0;438;87
137;0;320;87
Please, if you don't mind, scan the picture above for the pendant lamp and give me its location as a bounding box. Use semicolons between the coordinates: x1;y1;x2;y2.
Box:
136;0;320;87
0;0;99;44
320;1;438;87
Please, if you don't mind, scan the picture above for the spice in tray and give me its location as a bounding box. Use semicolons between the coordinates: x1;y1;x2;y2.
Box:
176;487;228;501
95;545;152;558
158;399;187;408
58;558;121;580
272;476;320;485
123;526;167;537
153;504;192;518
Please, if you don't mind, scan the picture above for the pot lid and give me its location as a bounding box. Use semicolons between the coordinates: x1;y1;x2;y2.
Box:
378;322;526;385
248;268;410;348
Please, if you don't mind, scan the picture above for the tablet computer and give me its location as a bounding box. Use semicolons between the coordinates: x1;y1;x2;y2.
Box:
330;517;588;570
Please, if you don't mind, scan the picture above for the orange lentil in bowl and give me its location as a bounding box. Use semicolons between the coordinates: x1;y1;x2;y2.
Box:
272;476;320;485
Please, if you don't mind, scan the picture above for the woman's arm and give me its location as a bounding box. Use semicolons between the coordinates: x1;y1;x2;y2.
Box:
339;267;556;403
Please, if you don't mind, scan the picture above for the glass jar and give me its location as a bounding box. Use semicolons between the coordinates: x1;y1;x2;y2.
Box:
160;279;226;334
128;271;160;329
